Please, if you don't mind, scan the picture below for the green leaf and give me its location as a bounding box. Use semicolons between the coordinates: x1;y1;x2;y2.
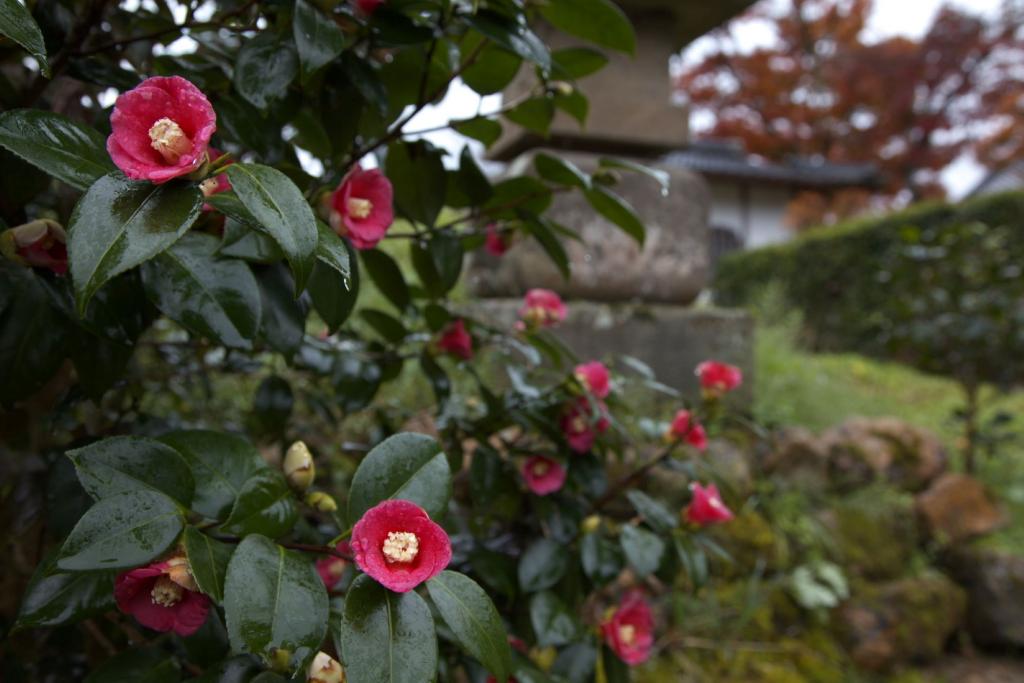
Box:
552;47;608;79
504;97;555;136
584;186;645;245
453;118;502;148
226;163;318;294
523;217;570;280
183;527;235;602
253;374;295;434
360;308;408;343
540;0;636;54
580;532;623;585
220;219;285;263
0;263;67;405
534;153;590;189
233;32;298;109
419;351;450;403
426;571;512;681
190;656;263;683
68;173;202;314
347;432;451;521
598;157;670;195
554;89;588;125
68;435;194;508
309;261;357;333
517;538;568;592
461;35;522;96
466;10;550;72
57;490;184;571
222;470;298;538
293;0;346;82
315;220;352;280
159;430;267;520
0;0;49;75
84;648;179;683
0;109;113;189
529;591;579;647
338;574;437;683
386;140;446;227
361;248;410;312
625;491;677;532
619;524;664;577
142;232;262;350
15;550;114;630
254;264;307;359
224;535;328;664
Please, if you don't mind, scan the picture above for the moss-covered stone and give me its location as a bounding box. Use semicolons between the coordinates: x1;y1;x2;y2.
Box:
710;510;790;579
824;485;919;580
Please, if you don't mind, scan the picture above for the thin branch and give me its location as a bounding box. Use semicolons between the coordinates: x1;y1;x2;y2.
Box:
590;443;680;512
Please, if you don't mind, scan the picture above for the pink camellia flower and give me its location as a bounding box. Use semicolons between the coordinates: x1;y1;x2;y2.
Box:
329;166;394;250
485;224;511;256
316;541;352;590
107;76;216;183
0;219;68;275
601;591;654;666
574;361;610;399
354;0;384;14
437;319;473;360
522;455;566;496
561;398;610;454
685;482;734;526
517;288;567;330
665;409;708;451
696;360;743;397
114;554;210;636
350;499;451;593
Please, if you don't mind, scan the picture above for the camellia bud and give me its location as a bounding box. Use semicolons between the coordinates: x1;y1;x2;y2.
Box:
271;648;292;672
306;491;338;513
307;651;346;683
580;515;602;534
548;80;574;96
0;219;68;275
283;441;316;492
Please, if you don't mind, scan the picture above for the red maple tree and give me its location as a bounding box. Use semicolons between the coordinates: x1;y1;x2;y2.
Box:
675;0;1024;227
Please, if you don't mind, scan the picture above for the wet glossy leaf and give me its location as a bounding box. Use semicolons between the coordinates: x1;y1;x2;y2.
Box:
184;526;235;602
227;163;318;294
219;219;285;263
529;591;579;647
518;538;568;592
387;140;446;227
585;186;645;245
224;535;328;665
190;656;263;683
68;173;202;313
0;109;113;189
535;153;590;189
598;157;670;195
461;35;521;95
159;430;267;520
57;490;184;571
233;32;298;109
540;0;636;54
222;469;298;538
0;0;49;74
68;435;194;507
143;232;262;349
293;0;346;82
309;260;357;333
348;432;451;520
338;574;437;683
361;308;408;343
427;571;512;681
523;217;570;280
0;263;67;405
254;264;306;359
466;10;550;71
315;220;352;279
361;248;410;311
619;524;664;577
84;648;179;683
14;550;114;630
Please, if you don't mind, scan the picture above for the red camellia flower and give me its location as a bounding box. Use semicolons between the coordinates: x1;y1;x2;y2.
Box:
329;165;394;250
601;591;654;666
522;455;566;495
0;219;68;275
437;319;473;360
561;398;610;453
355;0;384;14
666;409;708;451
114;554;210;636
485;224;511;256
695;360;743;397
574;361;610;399
107;76;216;183
517;288;567;330
350;499;451;593
316;541;351;590
685;482;734;526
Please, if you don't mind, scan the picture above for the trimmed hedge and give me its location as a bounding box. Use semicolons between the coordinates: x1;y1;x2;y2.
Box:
714;191;1024;388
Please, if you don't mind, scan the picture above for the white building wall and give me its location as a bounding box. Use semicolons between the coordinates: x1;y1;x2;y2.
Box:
705;178;795;249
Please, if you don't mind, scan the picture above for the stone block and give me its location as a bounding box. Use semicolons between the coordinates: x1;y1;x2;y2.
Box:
916;474;1005;545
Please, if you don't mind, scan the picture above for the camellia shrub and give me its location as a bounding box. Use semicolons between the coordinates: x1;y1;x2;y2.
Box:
0;1;747;681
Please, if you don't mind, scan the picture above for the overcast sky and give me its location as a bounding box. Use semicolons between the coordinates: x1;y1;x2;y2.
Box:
413;0;1007;195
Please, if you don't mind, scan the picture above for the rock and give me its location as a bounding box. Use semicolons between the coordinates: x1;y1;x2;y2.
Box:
823;485;918;581
864;417;947;492
837;574;966;672
915;474;1005;544
467;151;711;305
946;547;1024;650
764;427;830;490
921;656;1024;683
822;419;898;491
